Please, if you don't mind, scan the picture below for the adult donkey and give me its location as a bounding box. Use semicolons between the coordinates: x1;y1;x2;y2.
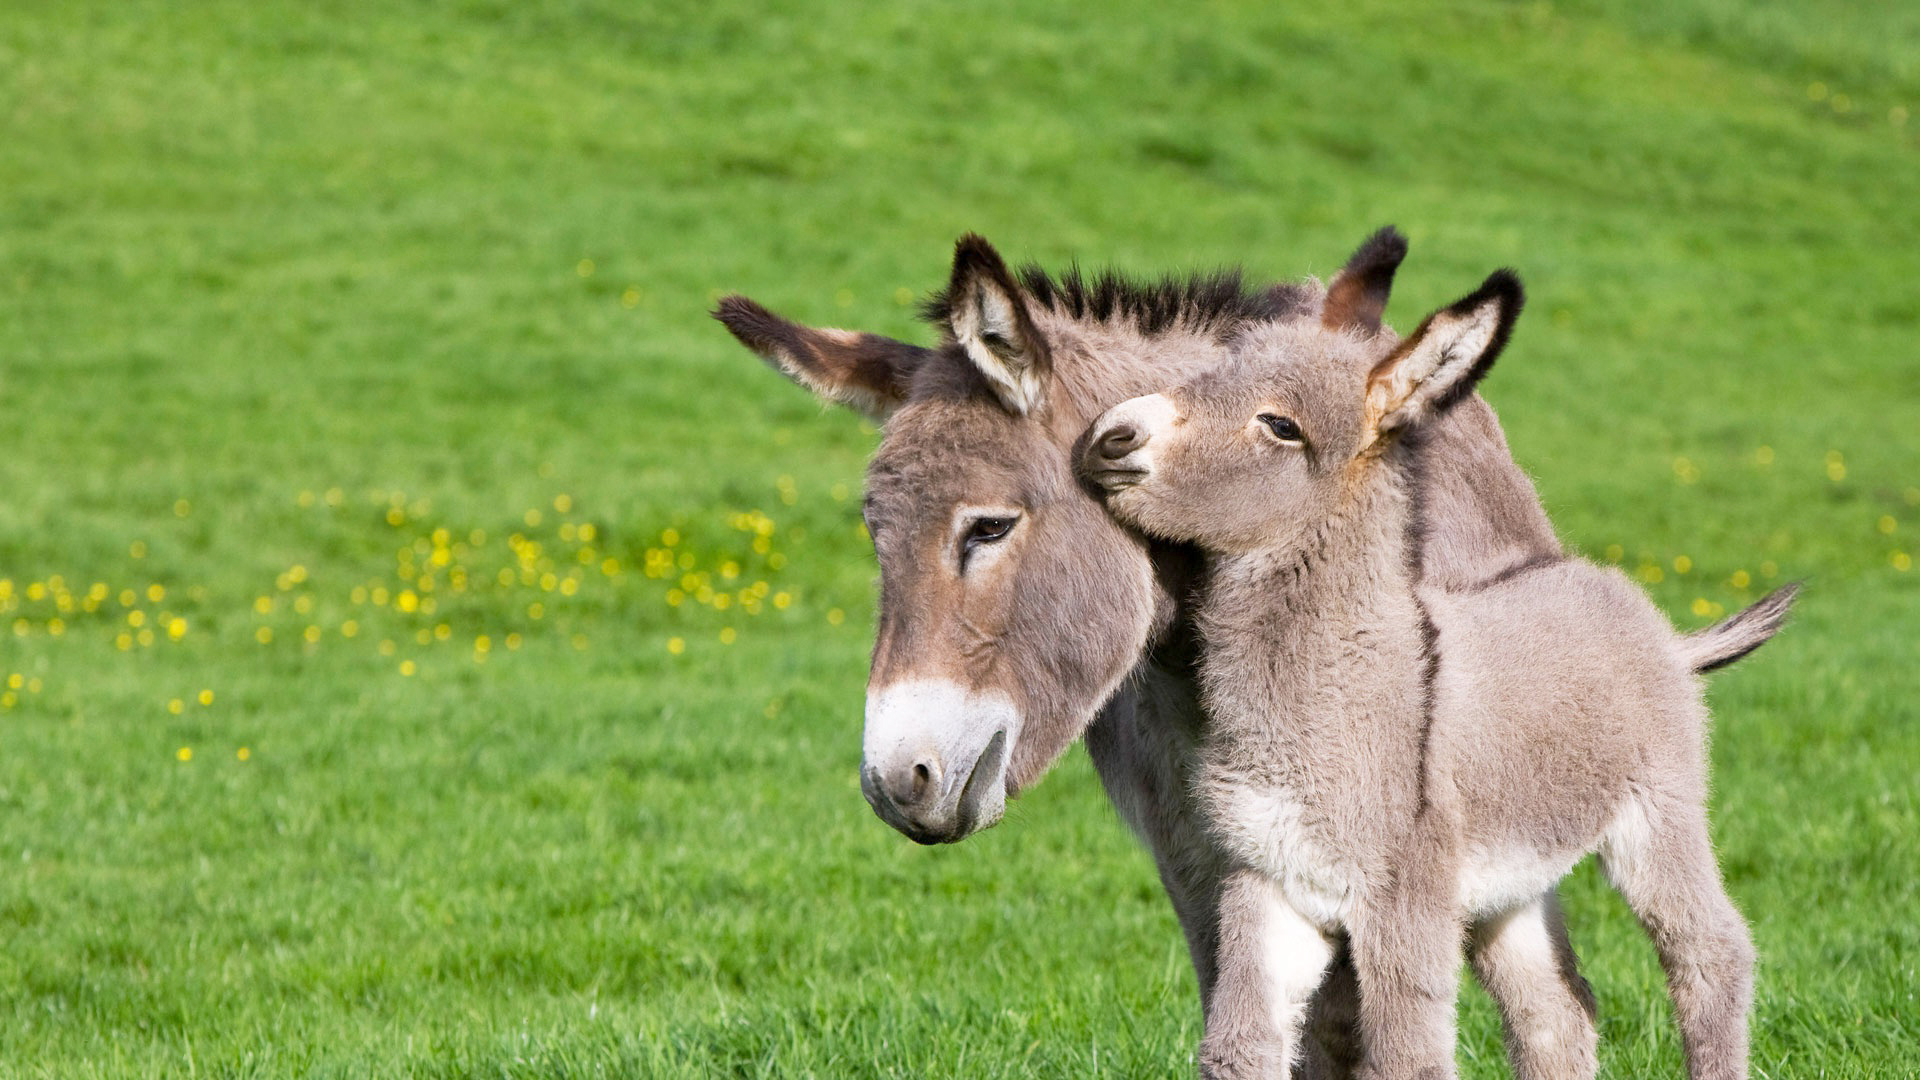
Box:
714;230;1599;1078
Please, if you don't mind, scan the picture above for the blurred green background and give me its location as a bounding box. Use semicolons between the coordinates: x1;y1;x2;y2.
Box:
2;0;1915;1075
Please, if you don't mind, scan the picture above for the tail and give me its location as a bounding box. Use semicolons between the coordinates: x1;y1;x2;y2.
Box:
1678;583;1802;674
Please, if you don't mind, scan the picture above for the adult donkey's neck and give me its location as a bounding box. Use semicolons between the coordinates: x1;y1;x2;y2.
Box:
1396;395;1563;590
1038;315;1236;658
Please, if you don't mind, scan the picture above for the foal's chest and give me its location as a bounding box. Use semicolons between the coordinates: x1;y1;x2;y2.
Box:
1199;772;1368;931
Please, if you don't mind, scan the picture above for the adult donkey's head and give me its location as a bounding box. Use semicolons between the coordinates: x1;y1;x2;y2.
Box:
714;234;1357;842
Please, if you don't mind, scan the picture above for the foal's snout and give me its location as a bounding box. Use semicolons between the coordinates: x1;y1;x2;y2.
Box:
1095;422;1147;460
1081;393;1177;491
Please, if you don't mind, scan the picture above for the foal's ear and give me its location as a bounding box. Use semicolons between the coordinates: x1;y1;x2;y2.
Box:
933;234;1051;415
1323;226;1408;334
713;295;930;419
1364;269;1524;441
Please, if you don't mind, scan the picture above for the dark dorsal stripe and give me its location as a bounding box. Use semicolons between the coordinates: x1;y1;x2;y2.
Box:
1469;553;1568;592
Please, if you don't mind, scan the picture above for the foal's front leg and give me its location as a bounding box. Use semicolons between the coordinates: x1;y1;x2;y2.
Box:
1351;858;1467;1080
1200;868;1338;1079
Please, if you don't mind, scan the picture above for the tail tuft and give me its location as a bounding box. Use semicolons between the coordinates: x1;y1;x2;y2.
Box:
1679;583;1802;674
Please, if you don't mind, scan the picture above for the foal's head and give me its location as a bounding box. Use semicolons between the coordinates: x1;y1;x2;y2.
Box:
1084;262;1525;557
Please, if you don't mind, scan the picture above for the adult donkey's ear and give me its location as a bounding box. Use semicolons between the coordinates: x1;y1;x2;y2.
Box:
713;295;931;420
1364;269;1524;442
1323;226;1409;334
929;234;1051;415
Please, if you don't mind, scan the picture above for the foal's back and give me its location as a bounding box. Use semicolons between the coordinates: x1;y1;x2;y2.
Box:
1417;395;1563;591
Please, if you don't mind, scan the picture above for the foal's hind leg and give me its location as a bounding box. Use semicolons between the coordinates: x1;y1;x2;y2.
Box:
1469;891;1599;1080
1600;798;1755;1080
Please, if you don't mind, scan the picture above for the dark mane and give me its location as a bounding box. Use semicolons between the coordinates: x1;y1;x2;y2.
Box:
920;263;1314;338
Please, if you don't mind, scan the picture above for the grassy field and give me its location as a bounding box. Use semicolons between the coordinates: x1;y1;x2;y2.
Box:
2;0;1916;1075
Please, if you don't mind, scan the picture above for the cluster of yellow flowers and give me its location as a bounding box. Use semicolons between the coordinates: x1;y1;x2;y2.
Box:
1659;447;1916;592
2;482;833;726
1;671;44;710
647;500;843;657
1599;543;1789;620
253;485;827;671
264;493;646;671
2;575;196;649
648;513;794;620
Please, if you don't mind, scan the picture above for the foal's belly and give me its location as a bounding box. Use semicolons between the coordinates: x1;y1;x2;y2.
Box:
1457;844;1588;918
1209;777;1604;930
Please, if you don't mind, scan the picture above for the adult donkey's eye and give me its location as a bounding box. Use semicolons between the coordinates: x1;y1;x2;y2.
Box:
965;517;1017;550
958;516;1017;572
1259;414;1304;442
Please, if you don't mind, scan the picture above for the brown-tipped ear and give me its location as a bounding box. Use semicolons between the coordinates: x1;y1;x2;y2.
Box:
926;234;1051;415
1364;269;1524;441
713;295;930;419
1323;226;1409;334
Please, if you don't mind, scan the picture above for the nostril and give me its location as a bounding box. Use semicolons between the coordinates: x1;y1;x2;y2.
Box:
1098;423;1145;460
908;757;940;804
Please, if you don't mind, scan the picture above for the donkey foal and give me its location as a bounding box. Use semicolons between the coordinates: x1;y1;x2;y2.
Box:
1082;268;1793;1080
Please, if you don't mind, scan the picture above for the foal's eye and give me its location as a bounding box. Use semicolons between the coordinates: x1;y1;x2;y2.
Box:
1258;414;1303;442
964;516;1018;551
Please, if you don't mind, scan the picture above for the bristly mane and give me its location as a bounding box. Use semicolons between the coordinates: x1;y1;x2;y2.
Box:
920;263;1312;338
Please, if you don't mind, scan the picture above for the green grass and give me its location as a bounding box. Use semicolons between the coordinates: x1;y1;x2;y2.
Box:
2;0;1916;1075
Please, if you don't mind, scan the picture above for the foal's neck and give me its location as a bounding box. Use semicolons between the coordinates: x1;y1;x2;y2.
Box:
1193;440;1432;762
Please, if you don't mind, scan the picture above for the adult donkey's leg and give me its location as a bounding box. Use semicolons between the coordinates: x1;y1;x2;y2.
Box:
1300;937;1364;1077
1469;891;1600;1080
